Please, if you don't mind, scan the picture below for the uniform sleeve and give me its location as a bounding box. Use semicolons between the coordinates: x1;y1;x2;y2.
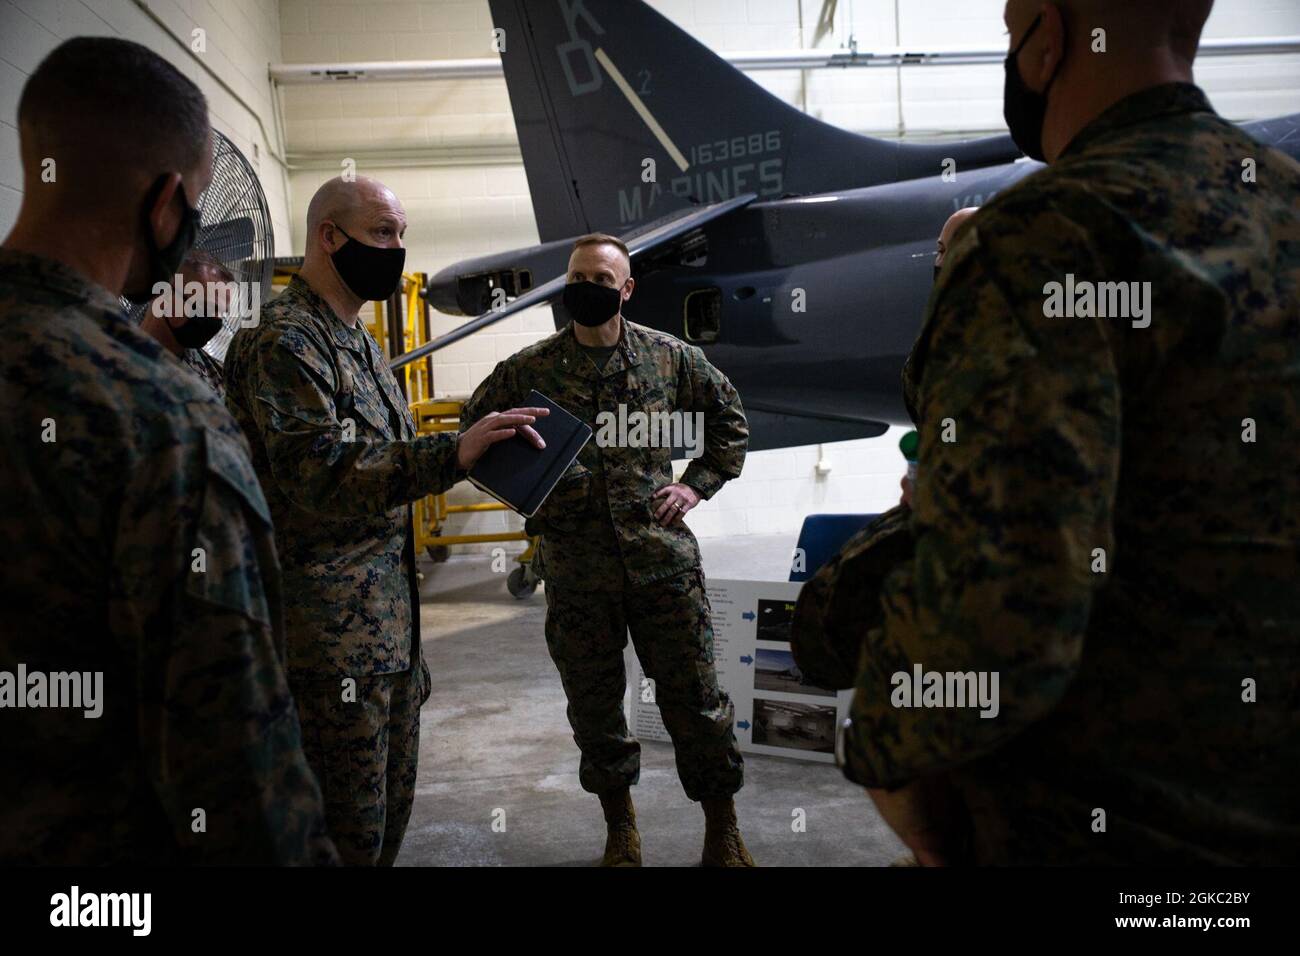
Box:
678;345;749;499
790;505;915;689
245;326;461;517
123;425;339;865
459;359;521;436
844;234;1122;789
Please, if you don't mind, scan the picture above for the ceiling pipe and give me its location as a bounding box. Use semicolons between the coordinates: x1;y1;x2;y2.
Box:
270;37;1300;84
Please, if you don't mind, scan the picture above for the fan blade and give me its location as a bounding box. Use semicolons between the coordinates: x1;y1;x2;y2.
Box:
198;216;256;263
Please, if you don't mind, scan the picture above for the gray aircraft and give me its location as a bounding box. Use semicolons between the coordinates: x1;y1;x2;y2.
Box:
392;0;1300;451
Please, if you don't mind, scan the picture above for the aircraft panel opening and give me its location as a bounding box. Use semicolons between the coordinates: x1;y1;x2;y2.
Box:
684;288;722;343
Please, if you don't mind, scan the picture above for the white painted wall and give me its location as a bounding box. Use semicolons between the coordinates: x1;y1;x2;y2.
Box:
0;0;291;259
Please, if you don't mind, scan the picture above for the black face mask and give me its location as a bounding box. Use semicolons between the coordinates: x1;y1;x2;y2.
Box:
168;313;223;350
331;226;406;301
1003;13;1064;163
125;176;201;304
934;263;943;283
563;280;623;327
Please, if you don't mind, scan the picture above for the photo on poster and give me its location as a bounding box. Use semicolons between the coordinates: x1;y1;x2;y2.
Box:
756;598;796;643
751;698;837;754
753;648;836;698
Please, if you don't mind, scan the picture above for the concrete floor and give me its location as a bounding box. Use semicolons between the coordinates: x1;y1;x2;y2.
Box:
397;534;907;866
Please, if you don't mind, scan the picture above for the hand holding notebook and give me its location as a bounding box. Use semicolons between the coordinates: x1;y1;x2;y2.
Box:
456;402;551;469
467;390;593;517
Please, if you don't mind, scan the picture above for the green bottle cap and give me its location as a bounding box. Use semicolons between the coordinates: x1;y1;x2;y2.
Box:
899;430;919;462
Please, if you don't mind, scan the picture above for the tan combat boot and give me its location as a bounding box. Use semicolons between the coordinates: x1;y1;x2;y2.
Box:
700;796;756;866
598;787;642;867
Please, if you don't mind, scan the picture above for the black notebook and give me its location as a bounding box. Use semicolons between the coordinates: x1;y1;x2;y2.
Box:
467;390;593;518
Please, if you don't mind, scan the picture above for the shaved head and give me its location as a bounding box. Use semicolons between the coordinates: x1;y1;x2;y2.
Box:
4;37;214;299
1002;0;1212;163
937;207;979;268
304;175;407;260
1005;0;1213;64
307;176;401;235
17;37;212;217
297;175;409;318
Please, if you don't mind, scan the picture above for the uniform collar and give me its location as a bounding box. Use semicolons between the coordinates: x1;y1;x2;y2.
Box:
287;273;371;354
561;316;642;379
1059;83;1214;160
0;248;125;318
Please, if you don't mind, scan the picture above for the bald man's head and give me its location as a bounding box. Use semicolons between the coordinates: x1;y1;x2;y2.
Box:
937;207;979;271
1002;0;1213;163
304;175;408;261
1005;0;1213;65
299;175;410;307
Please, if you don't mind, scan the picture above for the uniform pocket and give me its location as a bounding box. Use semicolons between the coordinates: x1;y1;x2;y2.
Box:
186;427;275;625
202;425;271;525
540;464;591;532
345;387;395;437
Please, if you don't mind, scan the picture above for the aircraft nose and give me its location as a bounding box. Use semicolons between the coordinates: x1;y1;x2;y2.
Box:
424;267;463;315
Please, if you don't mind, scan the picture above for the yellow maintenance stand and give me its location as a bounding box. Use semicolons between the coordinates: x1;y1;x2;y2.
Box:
270;262;540;597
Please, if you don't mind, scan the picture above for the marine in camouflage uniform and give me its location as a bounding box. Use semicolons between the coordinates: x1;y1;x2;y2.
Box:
138;247;237;401
180;345;225;399
224;273;464;865
461;243;751;863
792;82;1300;864
0;249;337;865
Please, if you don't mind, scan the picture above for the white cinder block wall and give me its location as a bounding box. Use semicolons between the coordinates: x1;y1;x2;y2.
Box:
278;0;1300;549
0;0;292;255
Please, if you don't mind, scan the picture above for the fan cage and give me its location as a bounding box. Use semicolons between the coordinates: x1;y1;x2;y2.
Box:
119;129;275;364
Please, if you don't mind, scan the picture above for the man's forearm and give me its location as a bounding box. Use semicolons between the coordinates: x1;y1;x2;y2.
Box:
267;429;462;517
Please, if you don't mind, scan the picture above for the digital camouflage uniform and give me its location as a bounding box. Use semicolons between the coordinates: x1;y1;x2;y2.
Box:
0;250;336;865
180;345;225;399
224;274;464;865
791;84;1300;864
461;318;748;801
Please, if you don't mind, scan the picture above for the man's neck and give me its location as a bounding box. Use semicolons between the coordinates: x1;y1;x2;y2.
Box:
3;213;130;297
298;256;365;327
1043;52;1192;163
138;310;184;356
573;314;622;347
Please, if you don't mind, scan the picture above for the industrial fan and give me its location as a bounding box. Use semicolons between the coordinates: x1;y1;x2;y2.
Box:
123;128;274;361
191;129;274;362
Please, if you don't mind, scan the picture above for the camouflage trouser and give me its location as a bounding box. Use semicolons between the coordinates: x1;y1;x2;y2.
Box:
290;659;429;866
543;568;743;802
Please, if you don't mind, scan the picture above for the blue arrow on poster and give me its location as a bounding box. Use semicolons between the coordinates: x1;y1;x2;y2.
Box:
742;611;755;621
740;655;753;665
738;720;750;730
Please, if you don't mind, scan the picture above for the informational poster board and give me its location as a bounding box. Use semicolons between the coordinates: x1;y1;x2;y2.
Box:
625;578;853;764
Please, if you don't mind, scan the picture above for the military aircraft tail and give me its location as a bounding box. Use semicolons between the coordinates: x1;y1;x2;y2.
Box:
488;0;1021;241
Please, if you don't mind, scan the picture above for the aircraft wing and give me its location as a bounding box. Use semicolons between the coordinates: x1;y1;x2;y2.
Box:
390;192;757;370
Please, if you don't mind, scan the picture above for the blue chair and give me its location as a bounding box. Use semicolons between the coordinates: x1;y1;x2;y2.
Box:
789;514;879;581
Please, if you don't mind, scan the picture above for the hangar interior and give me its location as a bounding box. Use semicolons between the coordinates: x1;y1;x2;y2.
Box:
2;0;1298;866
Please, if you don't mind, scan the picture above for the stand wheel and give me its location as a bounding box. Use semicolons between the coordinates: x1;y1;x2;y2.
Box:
507;565;538;598
426;545;450;563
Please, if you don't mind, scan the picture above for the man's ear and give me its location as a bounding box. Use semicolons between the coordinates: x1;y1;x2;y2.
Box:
145;173;184;245
622;276;635;301
320;220;345;254
1034;2;1068;88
